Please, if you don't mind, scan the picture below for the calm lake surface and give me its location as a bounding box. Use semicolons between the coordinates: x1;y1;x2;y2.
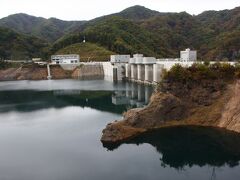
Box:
0;79;240;180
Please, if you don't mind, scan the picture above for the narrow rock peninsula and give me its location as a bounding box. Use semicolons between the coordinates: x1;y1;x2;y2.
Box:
101;63;240;144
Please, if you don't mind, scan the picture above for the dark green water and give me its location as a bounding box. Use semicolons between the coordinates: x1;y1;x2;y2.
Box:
0;80;240;180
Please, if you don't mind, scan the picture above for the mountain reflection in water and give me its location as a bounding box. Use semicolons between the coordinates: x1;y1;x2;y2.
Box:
0;80;240;180
0;83;153;114
103;126;240;169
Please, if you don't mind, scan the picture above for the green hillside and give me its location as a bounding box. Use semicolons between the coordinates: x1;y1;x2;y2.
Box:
116;5;160;21
51;16;171;58
56;42;115;61
51;6;240;61
195;7;240;60
0;13;86;42
0;27;48;60
139;12;202;57
0;5;240;61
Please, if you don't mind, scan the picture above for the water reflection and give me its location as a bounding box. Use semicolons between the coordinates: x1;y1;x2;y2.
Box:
0;80;240;180
112;83;153;108
103;126;240;169
0;82;153;113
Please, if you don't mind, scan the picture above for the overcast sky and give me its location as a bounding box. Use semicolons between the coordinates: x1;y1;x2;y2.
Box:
0;0;239;20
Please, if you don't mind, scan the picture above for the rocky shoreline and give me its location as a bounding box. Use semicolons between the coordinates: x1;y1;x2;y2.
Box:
0;63;105;81
101;69;240;144
0;65;71;81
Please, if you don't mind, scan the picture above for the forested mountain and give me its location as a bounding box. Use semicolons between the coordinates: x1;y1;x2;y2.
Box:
115;5;160;21
0;27;48;60
0;13;86;42
195;7;240;60
0;5;239;61
51;5;240;60
56;42;115;61
50;16;172;58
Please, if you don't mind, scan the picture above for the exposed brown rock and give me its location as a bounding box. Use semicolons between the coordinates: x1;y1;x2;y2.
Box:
0;65;71;80
101;79;240;143
218;81;240;132
125;93;186;128
101;121;146;143
0;63;106;81
51;65;72;79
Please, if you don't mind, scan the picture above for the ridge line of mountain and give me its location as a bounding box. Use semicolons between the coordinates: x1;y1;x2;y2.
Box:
0;5;239;61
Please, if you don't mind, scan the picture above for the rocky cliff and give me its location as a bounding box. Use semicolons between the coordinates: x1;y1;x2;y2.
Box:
101;64;240;143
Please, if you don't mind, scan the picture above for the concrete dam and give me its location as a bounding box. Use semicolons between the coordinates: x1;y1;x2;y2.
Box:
51;49;199;83
71;50;197;84
72;63;104;80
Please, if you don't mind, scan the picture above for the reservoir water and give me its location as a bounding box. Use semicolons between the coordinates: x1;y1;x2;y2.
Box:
0;80;240;180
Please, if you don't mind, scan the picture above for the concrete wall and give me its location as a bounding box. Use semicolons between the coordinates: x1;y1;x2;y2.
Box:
131;64;138;80
153;64;164;83
137;65;145;81
145;65;153;82
60;64;79;71
105;60;205;84
135;57;143;64
158;58;180;62
142;57;156;64
101;62;125;81
116;64;125;81
102;62;114;81
110;55;130;63
72;63;104;80
125;64;131;78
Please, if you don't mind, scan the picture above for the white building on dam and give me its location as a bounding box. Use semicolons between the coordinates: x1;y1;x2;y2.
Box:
49;49;198;84
108;48;197;84
51;54;80;70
